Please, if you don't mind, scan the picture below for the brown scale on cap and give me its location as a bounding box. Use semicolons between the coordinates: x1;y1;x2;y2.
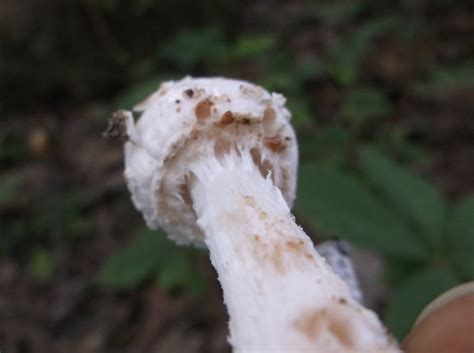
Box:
216;111;235;127
263;107;276;125
264;136;286;153
195;99;213;122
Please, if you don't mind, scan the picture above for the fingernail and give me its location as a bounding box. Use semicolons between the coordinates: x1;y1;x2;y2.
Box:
414;281;474;327
403;281;474;353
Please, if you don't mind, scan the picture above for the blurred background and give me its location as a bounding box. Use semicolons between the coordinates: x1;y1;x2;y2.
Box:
1;0;473;352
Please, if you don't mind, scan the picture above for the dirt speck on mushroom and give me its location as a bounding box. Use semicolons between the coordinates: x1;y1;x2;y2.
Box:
184;88;194;97
294;309;325;340
243;195;256;207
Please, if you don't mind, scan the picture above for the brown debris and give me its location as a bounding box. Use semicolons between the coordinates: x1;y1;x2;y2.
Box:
251;233;316;274
327;315;354;347
286;239;315;262
285;239;305;253
29;128;49;155
294;308;355;347
270;243;285;273
184;89;194;98
264;136;286;153
294;309;325;340
103;111;130;141
241;118;251;125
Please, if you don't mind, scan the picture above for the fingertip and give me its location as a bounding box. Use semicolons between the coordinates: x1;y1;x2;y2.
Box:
403;282;474;353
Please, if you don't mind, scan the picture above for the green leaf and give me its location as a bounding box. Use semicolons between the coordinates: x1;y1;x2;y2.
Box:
98;229;171;289
374;127;429;164
327;16;415;85
414;62;474;97
286;96;313;127
115;74;173;110
385;267;459;339
98;0;119;12
158;252;206;297
359;147;446;249
158;27;227;69
295;165;427;259
32;191;88;239
341;87;392;125
29;247;56;282
298;124;351;167
0;173;23;206
293;56;324;81
0;222;27;256
261;71;300;94
384;256;425;286
448;196;474;279
132;0;157;14
231;34;276;60
98;229;205;293
315;2;365;25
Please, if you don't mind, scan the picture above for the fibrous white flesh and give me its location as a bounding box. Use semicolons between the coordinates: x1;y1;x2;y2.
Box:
189;152;400;353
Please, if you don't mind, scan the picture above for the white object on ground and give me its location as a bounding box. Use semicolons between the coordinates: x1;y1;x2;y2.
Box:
316;240;364;304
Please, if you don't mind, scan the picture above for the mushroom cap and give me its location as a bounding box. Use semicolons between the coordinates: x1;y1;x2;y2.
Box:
123;76;298;246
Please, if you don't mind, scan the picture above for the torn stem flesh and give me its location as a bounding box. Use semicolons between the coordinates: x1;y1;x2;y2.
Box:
189;151;400;353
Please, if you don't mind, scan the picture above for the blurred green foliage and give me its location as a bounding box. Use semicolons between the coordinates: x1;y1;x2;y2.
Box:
0;174;23;208
297;163;427;259
341;87;392;126
449;197;474;279
98;229;205;296
33;192;89;239
295;147;472;338
0;182;88;258
116;24;318;125
359;148;446;247
414;61;474;97
326;15;416;85
28;247;56;282
384;267;459;339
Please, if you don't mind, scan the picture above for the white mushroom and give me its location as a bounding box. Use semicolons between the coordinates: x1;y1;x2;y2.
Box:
120;76;400;352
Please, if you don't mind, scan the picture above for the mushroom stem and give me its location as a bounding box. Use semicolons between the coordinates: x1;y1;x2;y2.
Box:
189;152;399;352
